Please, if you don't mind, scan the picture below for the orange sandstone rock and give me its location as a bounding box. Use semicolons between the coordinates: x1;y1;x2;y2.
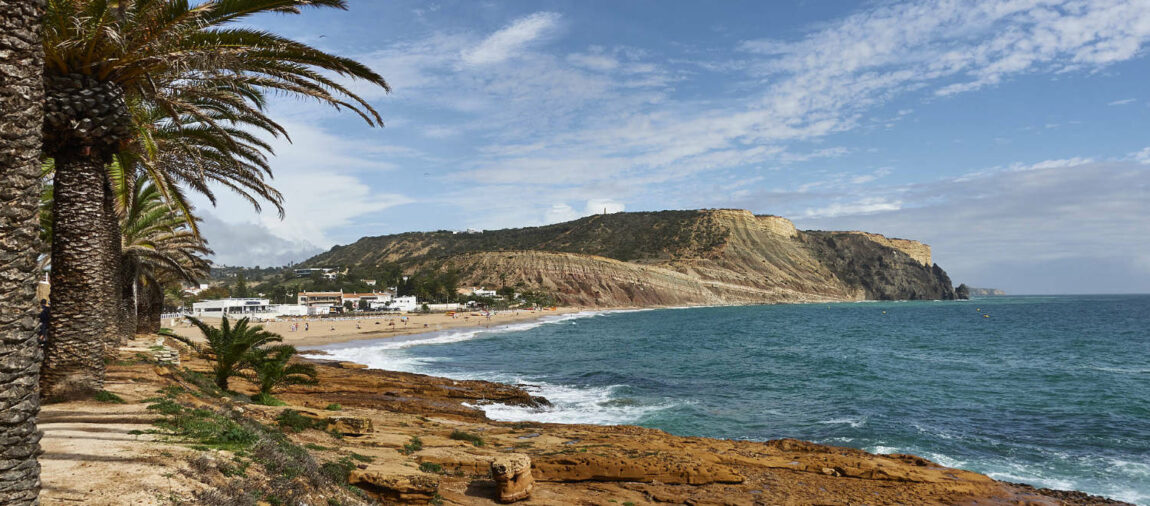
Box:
490;454;533;503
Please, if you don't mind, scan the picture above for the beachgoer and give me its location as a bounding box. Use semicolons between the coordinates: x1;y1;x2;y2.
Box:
305;322;309;331
37;299;50;347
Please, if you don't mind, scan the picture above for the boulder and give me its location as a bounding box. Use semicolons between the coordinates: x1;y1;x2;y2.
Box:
349;469;438;504
326;416;374;436
491;454;534;503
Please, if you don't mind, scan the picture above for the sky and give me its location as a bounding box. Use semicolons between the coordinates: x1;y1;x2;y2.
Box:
195;0;1150;294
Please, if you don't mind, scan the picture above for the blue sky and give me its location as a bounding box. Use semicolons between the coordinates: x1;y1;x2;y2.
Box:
197;0;1150;294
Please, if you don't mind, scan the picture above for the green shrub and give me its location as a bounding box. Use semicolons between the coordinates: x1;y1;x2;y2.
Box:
186;315;282;391
449;430;484;447
276;409;321;433
146;398;184;415
247;345;317;397
94;390;125;404
320;457;356;484
251;393;286;406
348;452;373;463
304;443;332;451
418;462;443;474
152;406;258;451
159;385;186;398
400;436;423;455
325;403;342;411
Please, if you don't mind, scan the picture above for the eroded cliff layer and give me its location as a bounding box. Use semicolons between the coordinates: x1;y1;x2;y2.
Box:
305;209;957;306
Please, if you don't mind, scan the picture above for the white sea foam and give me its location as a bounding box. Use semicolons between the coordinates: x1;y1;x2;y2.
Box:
983;472;1076;493
310;309;678;426
818;417;866;428
465;381;678;425
867;445;899;454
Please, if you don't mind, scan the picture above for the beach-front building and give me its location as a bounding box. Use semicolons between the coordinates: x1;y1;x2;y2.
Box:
297;291;343;310
190;299;307;318
472;288;498;298
193;298;271;316
371;295;419;312
342;292;392;308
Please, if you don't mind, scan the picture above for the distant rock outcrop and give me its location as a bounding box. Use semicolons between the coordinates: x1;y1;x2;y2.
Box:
302;209;959;306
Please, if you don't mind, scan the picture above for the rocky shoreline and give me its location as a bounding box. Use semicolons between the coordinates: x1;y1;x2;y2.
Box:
36;336;1130;505
274;352;1127;505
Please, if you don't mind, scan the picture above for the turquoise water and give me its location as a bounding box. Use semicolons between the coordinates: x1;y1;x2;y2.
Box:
318;295;1150;503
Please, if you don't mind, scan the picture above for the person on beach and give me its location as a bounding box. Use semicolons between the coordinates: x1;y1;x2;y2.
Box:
305;322;309;331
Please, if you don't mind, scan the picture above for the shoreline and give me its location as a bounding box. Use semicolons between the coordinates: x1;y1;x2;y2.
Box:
32;329;1131;504
166;306;586;348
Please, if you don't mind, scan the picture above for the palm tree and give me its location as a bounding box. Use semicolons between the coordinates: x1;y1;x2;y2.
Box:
247;344;317;405
39;159;214;338
40;0;390;399
114;163;213;334
0;0;46;502
187;315;282;391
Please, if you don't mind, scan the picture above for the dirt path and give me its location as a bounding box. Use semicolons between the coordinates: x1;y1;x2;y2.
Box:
38;365;201;506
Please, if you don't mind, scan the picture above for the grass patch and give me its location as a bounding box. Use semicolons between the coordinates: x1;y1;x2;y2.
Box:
319;457;356;485
146;398;184;415
449;430;485;447
304;443;332;451
176;368;225;398
400;435;423;455
418;462;443;474
276;409;323;433
94;390;126;404
348;452;373;463
251;393;287;406
324;403;342;411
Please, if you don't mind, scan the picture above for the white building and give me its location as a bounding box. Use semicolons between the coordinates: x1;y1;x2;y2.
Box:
371;295;419;312
191;298;307;318
472;288;498;298
191;298;271;317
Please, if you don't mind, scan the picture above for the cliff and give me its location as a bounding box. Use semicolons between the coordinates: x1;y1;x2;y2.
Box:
304;209;957;306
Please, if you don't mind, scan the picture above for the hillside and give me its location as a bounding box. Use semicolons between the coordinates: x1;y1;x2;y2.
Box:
302;209;957;306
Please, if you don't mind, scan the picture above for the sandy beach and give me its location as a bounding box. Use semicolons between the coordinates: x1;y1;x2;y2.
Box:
166;307;584;347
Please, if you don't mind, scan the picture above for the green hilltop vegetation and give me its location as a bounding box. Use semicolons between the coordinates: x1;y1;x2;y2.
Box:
274;209;959;307
309;210;731;267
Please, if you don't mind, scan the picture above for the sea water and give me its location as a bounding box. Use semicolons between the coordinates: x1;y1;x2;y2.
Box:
315;295;1150;504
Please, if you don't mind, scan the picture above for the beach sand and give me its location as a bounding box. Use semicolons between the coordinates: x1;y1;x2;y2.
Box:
166;307;583;347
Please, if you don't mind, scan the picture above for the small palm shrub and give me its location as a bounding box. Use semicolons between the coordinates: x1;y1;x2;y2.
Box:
187;315;282;391
247;345;318;405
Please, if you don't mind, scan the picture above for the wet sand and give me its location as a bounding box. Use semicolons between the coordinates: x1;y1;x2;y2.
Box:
167;307;583;347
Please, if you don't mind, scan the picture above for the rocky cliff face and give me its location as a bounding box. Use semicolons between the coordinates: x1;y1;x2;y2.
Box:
305;209;957;306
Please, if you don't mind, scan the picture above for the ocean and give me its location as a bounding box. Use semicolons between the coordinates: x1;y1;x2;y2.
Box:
315;295;1150;504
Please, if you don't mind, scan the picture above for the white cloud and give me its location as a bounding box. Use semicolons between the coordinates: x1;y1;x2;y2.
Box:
803;197;903;218
795;160;1150;293
191;117;415;259
1108;98;1137;106
199;214;322;267
584;198;625;215
1009;157;1094;171
1133;147;1150;164
462;12;562;65
543;199;626;224
567;52;620;71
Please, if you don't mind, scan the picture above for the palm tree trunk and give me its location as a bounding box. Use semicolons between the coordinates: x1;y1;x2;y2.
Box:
40;153;114;400
0;0;45;503
135;282;163;334
116;267;136;343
